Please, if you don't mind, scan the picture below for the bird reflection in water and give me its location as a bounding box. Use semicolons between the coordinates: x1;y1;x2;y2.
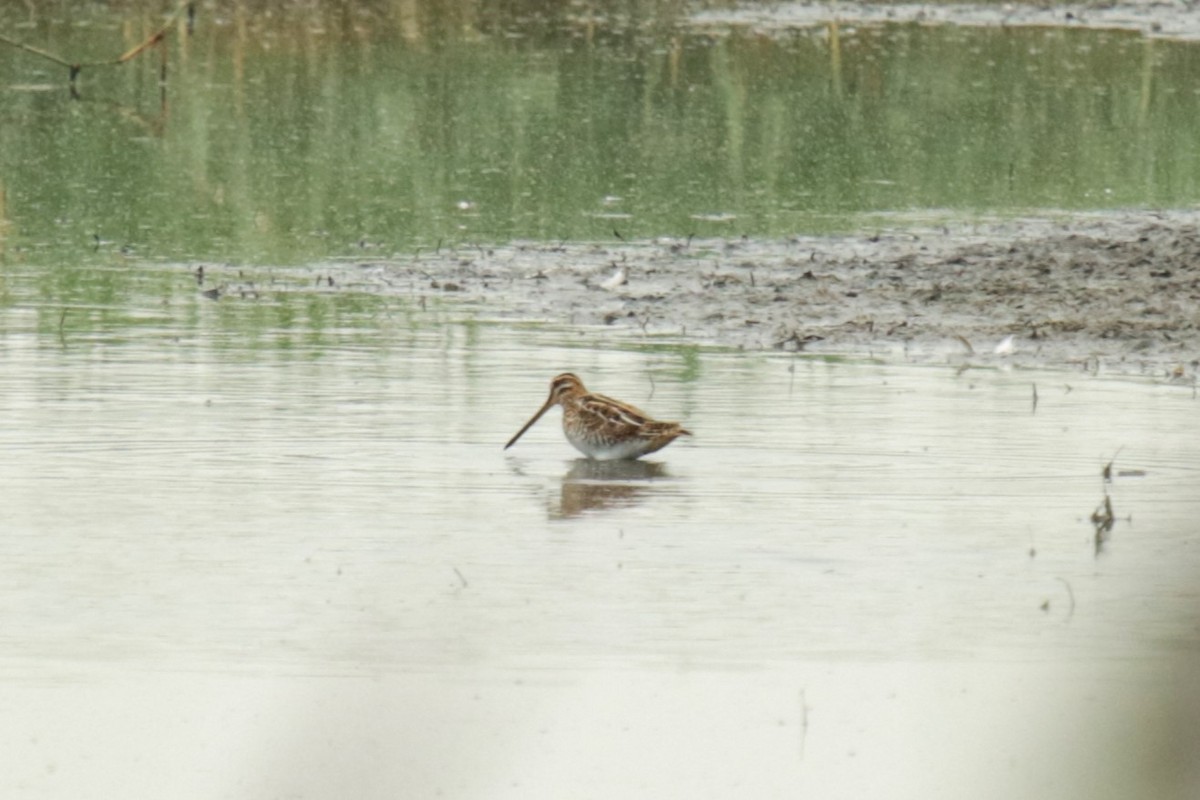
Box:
553;458;672;519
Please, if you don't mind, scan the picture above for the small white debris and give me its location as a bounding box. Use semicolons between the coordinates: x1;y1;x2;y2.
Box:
600;266;628;291
994;334;1015;356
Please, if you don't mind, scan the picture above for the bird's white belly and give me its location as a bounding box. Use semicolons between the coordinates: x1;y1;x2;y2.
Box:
565;428;650;460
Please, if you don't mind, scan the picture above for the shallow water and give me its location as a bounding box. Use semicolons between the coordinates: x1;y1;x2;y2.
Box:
3;4;1200;263
1;286;1198;797
2;3;1200;796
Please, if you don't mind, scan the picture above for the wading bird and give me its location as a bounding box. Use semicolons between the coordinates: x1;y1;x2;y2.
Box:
504;373;691;460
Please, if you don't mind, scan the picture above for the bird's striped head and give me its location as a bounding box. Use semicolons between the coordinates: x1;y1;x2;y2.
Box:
547;373;586;403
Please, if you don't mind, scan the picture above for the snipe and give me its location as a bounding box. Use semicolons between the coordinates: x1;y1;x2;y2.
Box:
504;373;691;460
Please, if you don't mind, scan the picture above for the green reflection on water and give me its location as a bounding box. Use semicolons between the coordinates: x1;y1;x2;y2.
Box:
1;5;1199;268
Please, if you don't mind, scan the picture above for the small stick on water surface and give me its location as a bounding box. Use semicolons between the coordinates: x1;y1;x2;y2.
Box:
0;35;73;70
1056;577;1076;620
798;688;809;761
1102;446;1124;483
0;1;195;87
1031;382;1038;414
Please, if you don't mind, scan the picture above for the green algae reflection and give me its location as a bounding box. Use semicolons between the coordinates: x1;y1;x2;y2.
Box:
1;5;1199;267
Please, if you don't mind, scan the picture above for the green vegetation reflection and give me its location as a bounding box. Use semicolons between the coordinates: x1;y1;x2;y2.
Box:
1;5;1199;267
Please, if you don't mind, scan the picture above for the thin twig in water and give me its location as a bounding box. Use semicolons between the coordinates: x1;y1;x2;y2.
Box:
0;34;72;69
646;373;656;401
452;566;468;589
1102;446;1124;483
1055;577;1076;620
0;1;194;85
1091;492;1116;557
1031;382;1038;414
798;688;809;761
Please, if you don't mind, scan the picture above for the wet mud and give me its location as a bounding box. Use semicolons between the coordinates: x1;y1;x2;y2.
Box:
330;210;1199;380
690;1;1200;42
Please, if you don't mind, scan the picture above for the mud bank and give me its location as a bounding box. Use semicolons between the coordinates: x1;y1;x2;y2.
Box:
690;1;1200;42
331;211;1199;380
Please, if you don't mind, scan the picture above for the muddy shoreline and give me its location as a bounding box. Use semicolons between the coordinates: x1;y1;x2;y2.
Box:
691;1;1200;43
326;210;1199;381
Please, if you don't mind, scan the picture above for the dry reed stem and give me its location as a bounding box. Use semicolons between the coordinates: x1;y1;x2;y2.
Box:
0;1;193;85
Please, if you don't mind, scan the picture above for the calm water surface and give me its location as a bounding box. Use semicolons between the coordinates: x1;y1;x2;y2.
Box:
2;3;1200;797
2;3;1200;263
0;280;1198;797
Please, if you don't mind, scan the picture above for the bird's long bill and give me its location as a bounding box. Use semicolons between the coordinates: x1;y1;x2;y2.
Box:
504;397;555;450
